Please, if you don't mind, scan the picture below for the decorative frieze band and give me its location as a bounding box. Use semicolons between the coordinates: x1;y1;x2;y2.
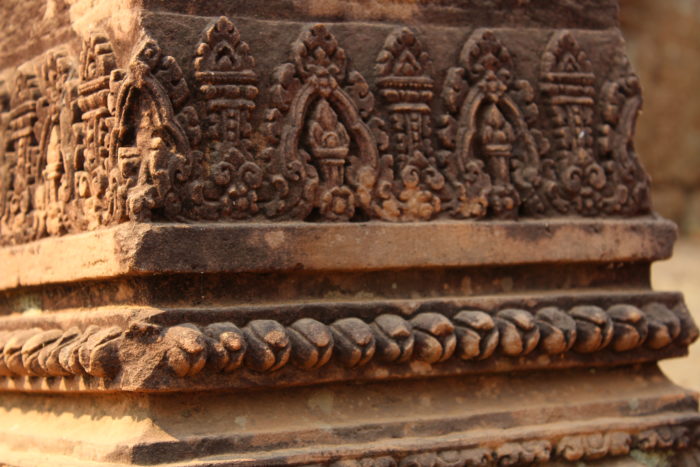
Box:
0;17;651;245
0;301;695;390
324;423;699;467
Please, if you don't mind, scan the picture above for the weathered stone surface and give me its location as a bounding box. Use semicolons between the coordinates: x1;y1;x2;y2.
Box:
0;0;695;465
0;365;697;466
0;218;677;290
143;0;622;28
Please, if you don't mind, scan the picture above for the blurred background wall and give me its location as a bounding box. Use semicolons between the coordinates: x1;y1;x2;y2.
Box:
620;0;700;235
621;0;700;391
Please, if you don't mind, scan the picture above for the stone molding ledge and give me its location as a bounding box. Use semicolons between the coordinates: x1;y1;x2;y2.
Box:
0;401;697;466
0;217;677;290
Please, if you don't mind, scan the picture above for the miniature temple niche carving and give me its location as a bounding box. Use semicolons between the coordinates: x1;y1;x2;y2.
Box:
190;15;262;220
3;72;43;244
265;24;379;221
373;27;443;221
438;30;544;219
539;30;602;215
75;33;117;230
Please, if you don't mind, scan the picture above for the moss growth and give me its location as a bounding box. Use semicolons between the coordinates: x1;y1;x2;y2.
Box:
629;449;674;467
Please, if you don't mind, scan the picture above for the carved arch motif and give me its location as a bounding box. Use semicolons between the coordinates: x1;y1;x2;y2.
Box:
439;30;544;219
37;51;74;236
0;25;659;245
264;24;379;221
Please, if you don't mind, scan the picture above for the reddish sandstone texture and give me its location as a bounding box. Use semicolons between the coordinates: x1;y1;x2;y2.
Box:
0;1;696;465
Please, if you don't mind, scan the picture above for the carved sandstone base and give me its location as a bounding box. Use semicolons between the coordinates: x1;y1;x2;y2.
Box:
0;1;697;465
0;219;697;465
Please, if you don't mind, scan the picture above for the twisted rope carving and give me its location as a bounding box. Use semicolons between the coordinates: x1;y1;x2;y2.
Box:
0;302;695;380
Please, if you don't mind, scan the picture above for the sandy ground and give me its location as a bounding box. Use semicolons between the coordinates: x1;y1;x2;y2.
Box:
655;237;700;391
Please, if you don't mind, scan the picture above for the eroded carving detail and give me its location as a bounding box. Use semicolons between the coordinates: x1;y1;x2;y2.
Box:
107;38;192;223
326;424;700;467
36;52;76;238
635;426;691;452
557;432;632;461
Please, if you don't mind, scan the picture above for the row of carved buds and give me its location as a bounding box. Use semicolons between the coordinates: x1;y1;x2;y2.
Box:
0;302;695;380
327;424;698;466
